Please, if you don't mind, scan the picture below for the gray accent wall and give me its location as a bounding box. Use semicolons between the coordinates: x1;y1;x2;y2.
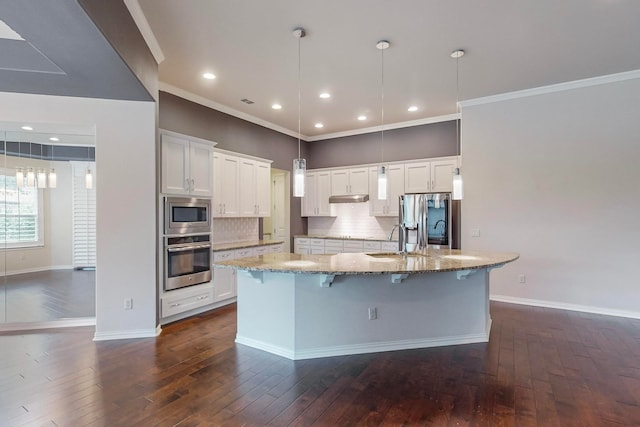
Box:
307;121;458;169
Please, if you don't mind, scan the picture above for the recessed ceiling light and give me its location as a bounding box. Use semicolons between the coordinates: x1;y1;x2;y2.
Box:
49;137;59;141
21;125;33;130
408;106;418;112
202;72;216;80
272;103;282;110
319;92;331;99
450;49;465;59
314;123;324;128
357;115;367;121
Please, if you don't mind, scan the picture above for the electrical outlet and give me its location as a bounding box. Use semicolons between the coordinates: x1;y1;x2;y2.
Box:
518;274;526;284
124;298;133;310
368;307;377;320
471;229;481;237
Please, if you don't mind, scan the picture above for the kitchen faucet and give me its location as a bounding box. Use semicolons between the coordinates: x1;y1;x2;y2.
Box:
388;224;400;241
434;220;445;229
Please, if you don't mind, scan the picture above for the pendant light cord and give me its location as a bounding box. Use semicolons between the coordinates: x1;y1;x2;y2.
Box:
297;32;301;160
381;44;385;163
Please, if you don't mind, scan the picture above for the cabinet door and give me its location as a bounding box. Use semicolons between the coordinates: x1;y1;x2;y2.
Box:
161;134;189;195
330;170;349;195
316;171;333;216
189;142;213;197
301;172;317;217
405;162;431;193
430;160;456;193
255;161;271;217
349;167;369;194
368;167;386;216
213;267;236;301
239;159;257;216
386;164;405;216
219;155;239;216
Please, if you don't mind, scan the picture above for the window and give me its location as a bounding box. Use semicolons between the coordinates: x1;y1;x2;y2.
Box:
0;170;43;247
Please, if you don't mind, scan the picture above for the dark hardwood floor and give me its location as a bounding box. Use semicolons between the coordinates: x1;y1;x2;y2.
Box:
1;269;95;323
1;301;639;426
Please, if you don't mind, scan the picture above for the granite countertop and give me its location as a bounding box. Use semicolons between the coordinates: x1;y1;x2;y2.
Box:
214;248;519;275
212;240;284;252
295;234;397;242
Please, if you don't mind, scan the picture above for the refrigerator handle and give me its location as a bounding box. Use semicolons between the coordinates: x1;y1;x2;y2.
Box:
418;196;427;250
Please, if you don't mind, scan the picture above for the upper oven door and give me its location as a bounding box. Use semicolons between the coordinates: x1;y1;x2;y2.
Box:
165;197;211;235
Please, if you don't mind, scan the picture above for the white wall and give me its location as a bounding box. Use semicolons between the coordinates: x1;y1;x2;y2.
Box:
0;91;157;337
0;157;73;274
461;75;640;318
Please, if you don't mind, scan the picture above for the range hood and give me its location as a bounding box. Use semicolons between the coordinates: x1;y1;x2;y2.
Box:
329;194;370;203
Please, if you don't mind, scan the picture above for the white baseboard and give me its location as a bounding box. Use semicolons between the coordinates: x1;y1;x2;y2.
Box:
93;325;161;341
4;265;75;276
0;317;95;332
236;332;490;361
490;294;640;320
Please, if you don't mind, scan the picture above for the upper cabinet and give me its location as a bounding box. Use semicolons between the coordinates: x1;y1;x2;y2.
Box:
302;170;333;217
213;149;271;218
369;164;405;216
161;133;215;197
330;167;369;195
404;158;456;193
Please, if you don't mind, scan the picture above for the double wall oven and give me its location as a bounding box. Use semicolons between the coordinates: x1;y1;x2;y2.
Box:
164;197;212;291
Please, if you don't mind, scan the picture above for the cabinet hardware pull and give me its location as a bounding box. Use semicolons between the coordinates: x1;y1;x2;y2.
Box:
170;303;180;307
191;178;195;191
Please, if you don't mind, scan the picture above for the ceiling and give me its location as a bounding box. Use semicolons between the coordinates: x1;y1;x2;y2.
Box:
137;0;640;140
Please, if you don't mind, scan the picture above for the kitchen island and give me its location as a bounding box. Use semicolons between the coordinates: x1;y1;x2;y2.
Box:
215;249;519;360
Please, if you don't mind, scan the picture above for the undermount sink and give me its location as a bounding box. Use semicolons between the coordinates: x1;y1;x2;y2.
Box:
366;252;426;259
441;254;480;261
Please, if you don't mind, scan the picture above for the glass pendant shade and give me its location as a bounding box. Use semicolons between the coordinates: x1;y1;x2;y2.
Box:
377;165;387;200
452;168;464;200
26;168;35;187
16;168;24;188
37;170;47;188
85;168;93;189
48;169;57;188
293;158;306;197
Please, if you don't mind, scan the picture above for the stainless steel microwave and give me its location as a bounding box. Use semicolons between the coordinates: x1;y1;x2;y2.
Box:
164;197;211;235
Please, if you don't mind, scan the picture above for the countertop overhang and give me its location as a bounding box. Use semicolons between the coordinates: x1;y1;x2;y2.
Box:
214;248;519;275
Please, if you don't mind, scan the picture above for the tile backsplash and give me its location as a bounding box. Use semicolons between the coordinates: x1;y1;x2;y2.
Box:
212;218;259;243
308;202;398;240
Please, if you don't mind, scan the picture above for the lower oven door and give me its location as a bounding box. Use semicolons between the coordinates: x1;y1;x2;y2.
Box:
165;243;212;291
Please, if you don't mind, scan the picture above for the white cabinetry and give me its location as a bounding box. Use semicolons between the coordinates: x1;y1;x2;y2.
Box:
343;240;364;253
363;241;382;253
369;165;405;216
324;239;344;254
161;285;214;318
294;238;325;254
405;159;457;193
161;133;214;196
331;167;369;195
302;171;333;217
381;241;399;252
213;150;271;217
212;152;239;217
213;250;236;302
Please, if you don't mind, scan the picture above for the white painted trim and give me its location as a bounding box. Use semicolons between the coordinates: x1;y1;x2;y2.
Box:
306;113;461;142
490;295;640;320
93;325;161;341
2;265;75;276
159;128;217;147
123;0;165;64
237;332;488;360
213;147;273;164
0;317;95;332
461;69;640;108
235;335;295;359
160;83;303;140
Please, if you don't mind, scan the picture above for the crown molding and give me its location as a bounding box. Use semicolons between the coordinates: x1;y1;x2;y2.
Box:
124;0;165;64
306;113;460;142
461;69;640;108
160;82;304;140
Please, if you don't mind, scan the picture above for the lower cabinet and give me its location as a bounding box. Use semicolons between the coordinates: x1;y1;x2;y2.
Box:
213;250;237;302
161;285;214;318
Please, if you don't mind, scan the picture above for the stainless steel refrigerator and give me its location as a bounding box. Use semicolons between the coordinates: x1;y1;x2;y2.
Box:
398;193;460;252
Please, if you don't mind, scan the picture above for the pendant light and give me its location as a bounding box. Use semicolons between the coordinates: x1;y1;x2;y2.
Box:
48;143;57;188
16;167;24;189
37;144;47;188
85;146;93;189
376;40;390;200
292;27;306;198
26;143;35;187
451;49;464;200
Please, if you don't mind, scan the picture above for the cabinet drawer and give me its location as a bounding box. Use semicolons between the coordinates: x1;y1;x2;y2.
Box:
213;250;235;262
162;286;214;318
234;248;255;258
381;241;399;252
343;240;364;253
324;239;344;254
309;238;325;247
254;246;270;255
363;241;382;251
268;244;284;253
296;238;310;245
